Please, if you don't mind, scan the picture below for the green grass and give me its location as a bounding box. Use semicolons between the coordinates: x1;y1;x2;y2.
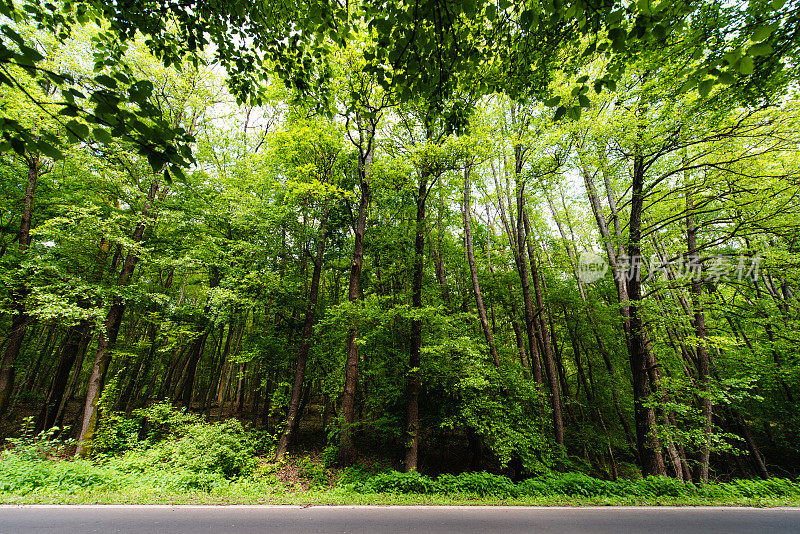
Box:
2;457;799;506
3;485;800;507
2;407;798;506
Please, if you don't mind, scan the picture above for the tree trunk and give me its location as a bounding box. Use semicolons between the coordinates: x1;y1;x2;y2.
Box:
36;320;90;432
687;186;713;483
405;171;430;472
463;165;501;368
75;179;158;456
524;212;564;445
338;122;374;465
276;209;329;459
0;153;40;413
627;156;666;476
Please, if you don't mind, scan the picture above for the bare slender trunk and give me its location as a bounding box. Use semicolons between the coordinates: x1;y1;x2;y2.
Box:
0;154;40;413
75;180;158;456
463;165;500;367
627;156;666;476
685;187;713;482
405;170;430;472
276;210;329;459
338;121;374;465
523;212;564;445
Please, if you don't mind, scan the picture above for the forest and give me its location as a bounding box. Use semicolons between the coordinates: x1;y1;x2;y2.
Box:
1;0;800;502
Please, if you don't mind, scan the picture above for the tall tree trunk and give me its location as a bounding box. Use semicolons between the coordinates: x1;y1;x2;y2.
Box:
276;209;329;459
0;153;40;413
176;267;221;408
463;165;501;368
494;171;538;381
687;186;713;483
54;330;92;431
627;155;666;476
513;179;543;384
338;121;374;465
405;170;430;472
524;212;564;445
36;320;90;432
75;179;158;456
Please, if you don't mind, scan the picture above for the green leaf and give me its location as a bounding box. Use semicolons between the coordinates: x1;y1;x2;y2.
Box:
724;49;742;65
66;120;89;140
553;106;567;121
747;42;773;57
717;71;735;85
92;128;112;144
678;77;696;94
738;57;754;75
752;24;777;42
698;79;715;98
35;140;64;160
18;43;44;62
544;96;561;107
94;74;118;89
147;152;165;172
10;137;25;156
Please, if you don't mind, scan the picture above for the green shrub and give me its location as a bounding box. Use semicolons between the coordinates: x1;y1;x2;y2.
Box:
92;412;142;455
633;476;693;497
725;478;800;498
4;417;72;460
337;464;374;488
92;401;204;455
359;470;438;494
0;454;111;495
696;482;735;498
536;472;624;497
133;401;202;445
106;418;257;491
436;471;518;497
515;477;552;496
296;457;329;488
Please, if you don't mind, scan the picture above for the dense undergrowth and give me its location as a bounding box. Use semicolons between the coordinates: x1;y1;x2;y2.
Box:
2;405;799;505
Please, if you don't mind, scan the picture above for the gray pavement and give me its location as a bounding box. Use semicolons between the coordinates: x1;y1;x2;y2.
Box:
1;505;799;533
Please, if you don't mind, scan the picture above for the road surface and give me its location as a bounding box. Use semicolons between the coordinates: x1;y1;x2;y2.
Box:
1;505;799;533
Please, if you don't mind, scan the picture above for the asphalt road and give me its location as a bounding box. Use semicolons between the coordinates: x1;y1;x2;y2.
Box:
1;505;799;534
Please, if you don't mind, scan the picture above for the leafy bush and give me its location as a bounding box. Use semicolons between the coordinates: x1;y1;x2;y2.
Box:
726;478;800;498
359;470;438;494
633;476;693;497
0;454;111;495
92;401;202;455
436;471;518;497
559;473;623;497
296;457;329;488
348;469;800;501
4;417;72;460
113;419;256;483
337;464;374;487
133;401;203;445
515;477;552;496
91;412;142;455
